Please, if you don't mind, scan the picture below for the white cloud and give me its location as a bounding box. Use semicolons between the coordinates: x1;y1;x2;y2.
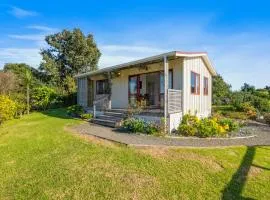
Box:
8;34;45;41
27;25;59;32
99;45;168;67
9;6;38;18
0;48;41;68
7;25;58;48
101;45;167;54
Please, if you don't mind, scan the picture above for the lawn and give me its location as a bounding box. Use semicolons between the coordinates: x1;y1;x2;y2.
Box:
0;109;269;200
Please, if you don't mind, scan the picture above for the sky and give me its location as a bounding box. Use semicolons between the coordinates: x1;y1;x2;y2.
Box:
0;0;269;90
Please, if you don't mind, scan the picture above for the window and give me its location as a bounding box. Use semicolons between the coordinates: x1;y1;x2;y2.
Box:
160;70;173;93
191;71;200;94
204;77;209;95
96;79;108;94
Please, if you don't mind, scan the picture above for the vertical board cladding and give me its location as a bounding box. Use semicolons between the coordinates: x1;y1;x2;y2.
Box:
77;77;88;107
183;57;212;117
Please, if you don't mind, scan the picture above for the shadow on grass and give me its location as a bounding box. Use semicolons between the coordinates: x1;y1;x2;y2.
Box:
222;146;256;200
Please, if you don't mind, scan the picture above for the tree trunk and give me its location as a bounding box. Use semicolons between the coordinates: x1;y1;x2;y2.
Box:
27;84;30;115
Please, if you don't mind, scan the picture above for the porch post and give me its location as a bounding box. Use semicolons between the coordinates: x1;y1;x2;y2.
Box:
107;72;112;110
164;56;168;134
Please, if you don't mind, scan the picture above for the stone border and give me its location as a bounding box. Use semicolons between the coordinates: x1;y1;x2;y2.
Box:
165;134;257;140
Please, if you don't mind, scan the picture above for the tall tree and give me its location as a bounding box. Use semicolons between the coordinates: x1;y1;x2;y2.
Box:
23;69;33;114
241;83;255;93
212;74;232;105
4;63;42;91
40;28;101;92
0;72;16;95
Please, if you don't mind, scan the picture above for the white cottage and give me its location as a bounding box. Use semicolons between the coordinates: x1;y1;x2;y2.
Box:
75;51;217;132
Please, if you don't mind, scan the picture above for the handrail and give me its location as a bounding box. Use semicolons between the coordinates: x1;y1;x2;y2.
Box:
93;94;110;118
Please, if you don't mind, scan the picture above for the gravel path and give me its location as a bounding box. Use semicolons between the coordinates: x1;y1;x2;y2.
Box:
71;123;270;147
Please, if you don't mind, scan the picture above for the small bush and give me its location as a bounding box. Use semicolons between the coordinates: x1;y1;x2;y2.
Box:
197;118;224;137
177;114;240;137
80;113;93;120
122;118;159;135
240;102;257;119
218;118;239;132
264;113;270;125
222;111;248;120
31;86;57;110
0;95;17;124
67;105;84;117
178;124;197;136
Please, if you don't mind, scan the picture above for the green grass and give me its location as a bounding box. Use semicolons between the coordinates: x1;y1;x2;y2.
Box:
0;109;269;200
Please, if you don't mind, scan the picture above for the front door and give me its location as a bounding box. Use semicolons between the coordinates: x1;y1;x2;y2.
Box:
129;75;140;107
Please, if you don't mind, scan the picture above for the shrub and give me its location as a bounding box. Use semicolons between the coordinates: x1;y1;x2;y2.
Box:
122;118;159;135
264;113;270;125
178;124;197;136
67;105;84;117
80;113;93;120
177;114;240;137
218;118;239;132
144;121;159;135
10;93;27;117
221;111;248;120
178;114;200;136
253;97;270;112
197;118;223;137
31;86;57;110
240;102;257;119
0;95;17;124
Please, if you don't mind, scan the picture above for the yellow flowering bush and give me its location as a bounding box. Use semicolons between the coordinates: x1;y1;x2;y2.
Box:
0;95;17;124
177;114;240;137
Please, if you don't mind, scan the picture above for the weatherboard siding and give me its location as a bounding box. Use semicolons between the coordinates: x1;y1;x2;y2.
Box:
182;57;212;117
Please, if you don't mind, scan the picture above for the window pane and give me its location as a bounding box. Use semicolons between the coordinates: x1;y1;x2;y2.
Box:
129;76;137;94
191;72;195;93
160;73;164;93
160;71;172;93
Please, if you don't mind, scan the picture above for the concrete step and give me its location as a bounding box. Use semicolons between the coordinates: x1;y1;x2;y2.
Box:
96;115;123;122
108;109;127;113
103;111;126;117
92;118;117;128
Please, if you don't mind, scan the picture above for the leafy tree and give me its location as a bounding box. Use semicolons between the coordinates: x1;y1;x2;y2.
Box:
40;28;101;92
31;86;57;110
265;86;270;96
3;63;42;91
241;83;255;93
0;72;16;95
23;69;33;114
212;74;232;105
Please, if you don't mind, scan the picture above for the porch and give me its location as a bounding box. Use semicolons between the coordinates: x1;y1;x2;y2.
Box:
77;53;185;132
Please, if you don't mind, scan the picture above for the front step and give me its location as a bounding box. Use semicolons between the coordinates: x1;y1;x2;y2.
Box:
103;111;126;118
92;118;120;128
92;110;125;128
96;114;123;122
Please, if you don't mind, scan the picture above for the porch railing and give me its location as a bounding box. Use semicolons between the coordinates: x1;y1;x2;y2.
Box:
93;94;110;117
168;89;182;114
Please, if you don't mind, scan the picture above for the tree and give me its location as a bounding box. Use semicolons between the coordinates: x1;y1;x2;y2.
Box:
40;28;101;92
265;86;270;96
0;72;16;95
4;63;42;91
212;74;232;105
241;83;255;93
23;69;33;114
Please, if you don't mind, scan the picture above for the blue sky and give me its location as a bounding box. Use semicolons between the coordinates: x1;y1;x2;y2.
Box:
0;0;269;90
